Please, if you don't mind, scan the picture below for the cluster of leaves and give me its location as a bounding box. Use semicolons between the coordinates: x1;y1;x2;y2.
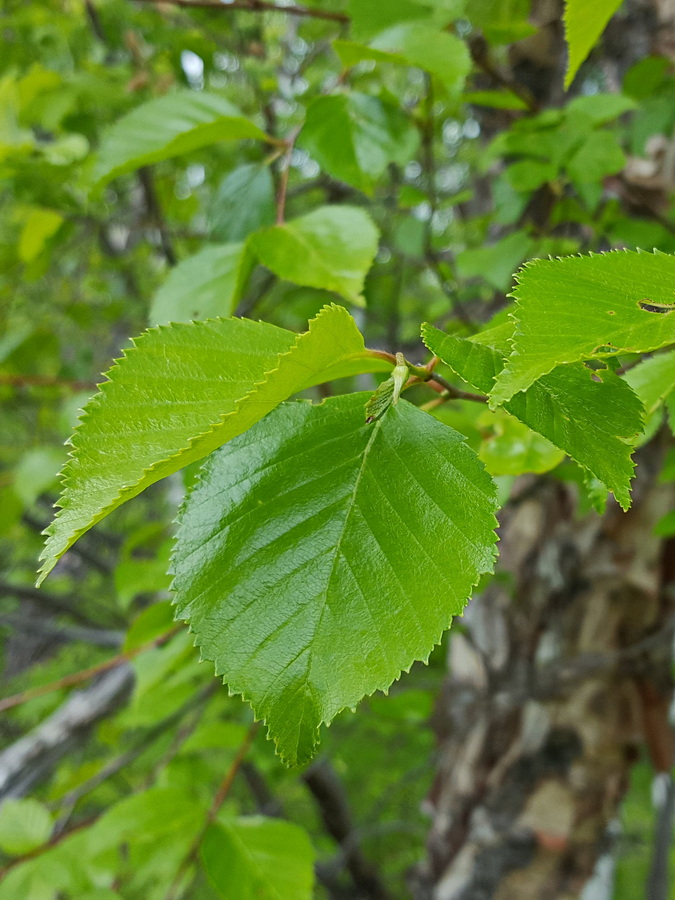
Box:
1;0;675;897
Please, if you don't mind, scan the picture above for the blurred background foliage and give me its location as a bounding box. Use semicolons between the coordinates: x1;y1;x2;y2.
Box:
1;0;675;897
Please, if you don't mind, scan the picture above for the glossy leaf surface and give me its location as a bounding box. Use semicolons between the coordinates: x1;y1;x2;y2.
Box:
172;393;498;764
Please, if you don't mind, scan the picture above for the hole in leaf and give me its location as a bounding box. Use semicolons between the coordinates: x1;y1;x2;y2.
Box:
585;360;608;371
639;299;675;314
590;373;602;383
592;345;618;356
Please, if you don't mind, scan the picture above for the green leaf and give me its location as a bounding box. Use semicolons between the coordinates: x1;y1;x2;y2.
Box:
364;354;409;423
564;0;623;89
172;393;498;764
39;306;390;584
624;349;675;414
477;408;565;476
422;324;644;508
94;91;270;183
465;0;535;43
298;93;419;195
208;164;275;242
201;818;315;900
0;799;53;856
565;130;626;184
149;243;254;325
334;26;471;94
490;251;675;405
249;206;379;306
348;0;464;41
456;231;534;291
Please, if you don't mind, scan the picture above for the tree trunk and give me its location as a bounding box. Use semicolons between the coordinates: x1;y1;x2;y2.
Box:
414;439;675;900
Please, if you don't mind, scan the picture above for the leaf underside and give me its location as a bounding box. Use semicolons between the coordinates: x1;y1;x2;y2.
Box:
172;393;498;765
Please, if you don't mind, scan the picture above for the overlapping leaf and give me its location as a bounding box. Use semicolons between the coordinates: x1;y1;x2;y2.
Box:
39;306;391;583
564;0;623;88
201;818;314;900
624;348;675;414
298;93;419;194
249;206;379;306
94;91;270;183
172;393;498;765
149;243;253;325
490;250;675;405
423;323;644;508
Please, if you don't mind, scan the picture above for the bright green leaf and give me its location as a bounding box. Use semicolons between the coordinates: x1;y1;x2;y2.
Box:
201;818;315;900
149;243;254;325
18;208;63;263
298;93;419;195
172;393;498;764
208;164;275;242
249;206;379;306
334;26;470;95
423;324;644;508
490;250;675;405
564;0;623;89
94;91;270;183
477;408;565;476
0;799;53;855
624;348;675;414
39;307;390;583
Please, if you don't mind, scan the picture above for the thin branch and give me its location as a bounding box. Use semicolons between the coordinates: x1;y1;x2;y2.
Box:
163;720;260;900
53;682;216;833
138;167;177;266
0;374;96;391
0;614;123;649
365;349;488;404
0;626;181;714
276;128;300;224
131;0;349;23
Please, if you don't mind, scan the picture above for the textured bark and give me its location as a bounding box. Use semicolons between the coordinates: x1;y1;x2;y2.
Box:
414;440;675;900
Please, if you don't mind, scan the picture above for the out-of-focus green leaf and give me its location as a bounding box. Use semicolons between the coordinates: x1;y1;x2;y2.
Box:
208;164;275;242
201;818;315;900
0;799;53;855
299;93;419;194
249;206;379;306
624;348;675;414
149;243;254;325
94;91;271;183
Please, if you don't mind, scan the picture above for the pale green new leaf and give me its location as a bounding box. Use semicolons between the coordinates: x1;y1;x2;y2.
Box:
201;818;314;900
477;409;565;476
149;243;254;325
334;25;470;94
94;91;270;183
624;348;675;414
564;0;623;89
0;799;52;856
172;393;498;765
423;324;644;508
490;250;675;405
249;206;379;306
39;306;391;583
298;93;419;195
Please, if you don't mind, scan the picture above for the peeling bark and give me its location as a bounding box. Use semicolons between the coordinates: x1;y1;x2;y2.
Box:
414;440;675;900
